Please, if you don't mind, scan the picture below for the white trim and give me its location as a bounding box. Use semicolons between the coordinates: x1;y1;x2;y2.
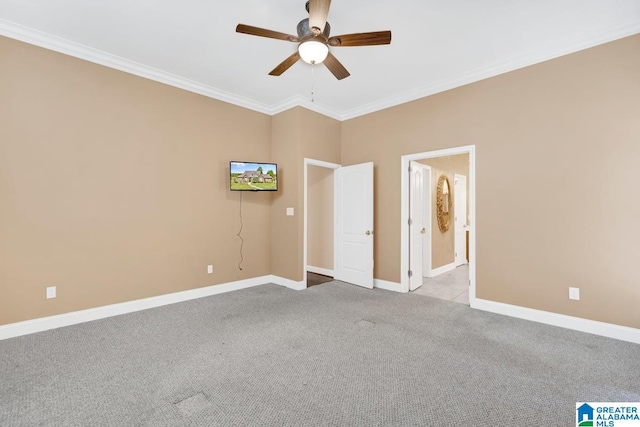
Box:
373;279;402;293
472;298;640;345
0;275;271;341
303;158;341;290
0;19;278;116
2;18;638;121
270;95;343;121
428;262;457;278
304;158;342;170
400;145;476;305
270;275;306;291
0;275;309;340
306;266;334;277
0;20;340;121
339;21;640;120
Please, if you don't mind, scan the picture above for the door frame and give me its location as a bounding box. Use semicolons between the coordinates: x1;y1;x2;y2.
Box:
303;158;341;289
400;145;476;307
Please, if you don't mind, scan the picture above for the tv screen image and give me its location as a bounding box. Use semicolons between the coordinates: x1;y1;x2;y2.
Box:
230;161;278;191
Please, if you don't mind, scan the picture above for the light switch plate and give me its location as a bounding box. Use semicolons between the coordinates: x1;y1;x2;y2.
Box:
46;286;56;299
569;287;580;301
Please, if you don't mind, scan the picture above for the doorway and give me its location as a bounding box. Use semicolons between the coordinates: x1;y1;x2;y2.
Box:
303;159;374;290
304;159;340;289
400;146;476;306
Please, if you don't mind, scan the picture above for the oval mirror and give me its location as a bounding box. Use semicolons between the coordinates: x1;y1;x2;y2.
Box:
436;174;452;232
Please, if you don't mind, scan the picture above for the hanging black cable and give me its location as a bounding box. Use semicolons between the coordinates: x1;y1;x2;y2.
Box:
237;191;244;271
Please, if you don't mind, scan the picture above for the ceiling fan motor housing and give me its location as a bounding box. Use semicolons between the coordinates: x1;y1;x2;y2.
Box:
297;18;331;40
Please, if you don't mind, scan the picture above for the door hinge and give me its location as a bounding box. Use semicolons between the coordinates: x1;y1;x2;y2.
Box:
408;218;413;226
408;166;412;173
408;270;413;278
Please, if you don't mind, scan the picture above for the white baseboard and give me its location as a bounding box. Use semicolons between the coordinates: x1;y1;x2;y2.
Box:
9;275;634;347
306;266;334;277
0;276;272;341
270;275;306;291
374;279;402;292
428;262;457;278
472;298;640;345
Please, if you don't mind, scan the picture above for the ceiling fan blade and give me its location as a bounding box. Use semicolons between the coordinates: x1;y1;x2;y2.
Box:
323;52;350;80
328;31;392;47
269;52;301;76
236;24;299;42
308;0;331;34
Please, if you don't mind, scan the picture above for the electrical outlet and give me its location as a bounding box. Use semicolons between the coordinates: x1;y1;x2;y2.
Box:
286;207;294;216
207;265;213;274
46;286;56;299
569;287;580;301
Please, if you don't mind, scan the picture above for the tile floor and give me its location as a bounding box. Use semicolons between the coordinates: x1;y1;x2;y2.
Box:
411;264;469;304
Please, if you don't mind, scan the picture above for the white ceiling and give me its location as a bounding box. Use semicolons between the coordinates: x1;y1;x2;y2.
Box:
1;0;639;120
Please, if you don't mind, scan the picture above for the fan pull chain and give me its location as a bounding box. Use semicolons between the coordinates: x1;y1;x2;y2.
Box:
311;61;315;103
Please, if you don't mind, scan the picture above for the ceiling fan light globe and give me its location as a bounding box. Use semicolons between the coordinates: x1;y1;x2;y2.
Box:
298;40;329;64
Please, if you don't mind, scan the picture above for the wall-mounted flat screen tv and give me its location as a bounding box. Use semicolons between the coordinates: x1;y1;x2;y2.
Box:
230;161;278;191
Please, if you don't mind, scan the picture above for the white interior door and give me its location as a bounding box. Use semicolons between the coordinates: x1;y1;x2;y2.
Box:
421;165;432;278
335;162;374;289
454;174;467;266
409;162;424;291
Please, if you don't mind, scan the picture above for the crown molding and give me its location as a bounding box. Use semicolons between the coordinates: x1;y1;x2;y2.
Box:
1;18;639;122
294;96;344;121
0;19;277;115
269;95;343;121
340;20;640;121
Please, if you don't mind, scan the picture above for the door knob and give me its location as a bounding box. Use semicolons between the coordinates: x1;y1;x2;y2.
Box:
420;228;426;234
365;230;371;235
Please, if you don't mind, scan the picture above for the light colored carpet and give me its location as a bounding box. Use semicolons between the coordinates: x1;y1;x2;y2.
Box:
1;282;639;426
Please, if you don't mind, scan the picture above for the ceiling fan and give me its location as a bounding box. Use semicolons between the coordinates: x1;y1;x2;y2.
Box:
236;0;391;80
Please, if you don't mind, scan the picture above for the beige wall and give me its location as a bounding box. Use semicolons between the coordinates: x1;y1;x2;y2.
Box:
307;166;334;271
342;35;640;329
0;36;272;325
270;107;341;282
270;108;302;281
3;33;639;331
298;108;341;279
420;154;469;269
